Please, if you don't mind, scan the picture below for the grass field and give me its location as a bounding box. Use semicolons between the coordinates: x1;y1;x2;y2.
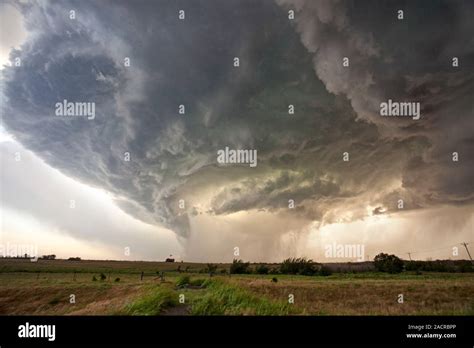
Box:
0;259;473;315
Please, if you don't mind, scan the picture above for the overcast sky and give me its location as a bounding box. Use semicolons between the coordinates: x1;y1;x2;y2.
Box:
0;0;473;262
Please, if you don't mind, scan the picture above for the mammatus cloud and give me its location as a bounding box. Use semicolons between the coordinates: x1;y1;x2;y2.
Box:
1;0;473;260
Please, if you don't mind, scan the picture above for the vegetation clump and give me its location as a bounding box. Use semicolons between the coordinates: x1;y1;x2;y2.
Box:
280;257;317;275
256;264;269;274
374;253;404;274
230;259;251;274
191;280;291;315
176;275;206;288
319;266;332;276
126;287;178;315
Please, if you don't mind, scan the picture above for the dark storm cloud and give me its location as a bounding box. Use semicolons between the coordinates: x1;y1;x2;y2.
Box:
277;0;474;210
1;0;473;242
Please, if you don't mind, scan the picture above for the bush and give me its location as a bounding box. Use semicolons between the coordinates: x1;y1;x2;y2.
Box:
114;277;120;282
230;259;251;274
271;277;278;283
280;257;317;275
190;280;290;315
190;278;206;287
268;267;280;275
458;260;473;273
99;273;107;281
206;263;218;275
256;264;269;274
92;275;97;281
405;261;423;272
176;275;206;288
176;275;191;287
126;287;178;315
374;253;404;273
319;266;332;276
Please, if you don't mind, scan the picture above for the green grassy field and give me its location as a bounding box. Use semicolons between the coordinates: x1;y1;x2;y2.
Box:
0;259;473;315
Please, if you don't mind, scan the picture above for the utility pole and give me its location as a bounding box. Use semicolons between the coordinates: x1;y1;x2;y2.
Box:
407;252;412;261
461;243;473;262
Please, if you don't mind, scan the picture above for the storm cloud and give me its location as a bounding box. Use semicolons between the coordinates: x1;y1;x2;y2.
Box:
1;0;473;260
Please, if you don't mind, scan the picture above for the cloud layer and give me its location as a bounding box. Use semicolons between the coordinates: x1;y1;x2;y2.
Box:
1;0;473;260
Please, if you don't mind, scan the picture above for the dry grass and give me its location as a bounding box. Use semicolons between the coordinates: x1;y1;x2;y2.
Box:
234;275;474;315
0;272;151;315
1;260;473;316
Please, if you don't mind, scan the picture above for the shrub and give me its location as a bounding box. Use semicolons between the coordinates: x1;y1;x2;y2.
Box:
405;261;423;272
189;278;206;287
99;273;107;281
126;287;178;315
280;257;317;275
206;263;218;275
176;275;191;287
92;275;97;281
319;266;332;276
268;267;280;275
190;280;290;315
230;259;251;274
256;264;269;274
271;277;278;283
374;253;404;273
458;260;473;273
114;277;120;282
176;275;206;288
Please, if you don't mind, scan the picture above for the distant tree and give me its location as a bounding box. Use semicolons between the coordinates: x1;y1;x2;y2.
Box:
280;257;317;275
206;263;218;276
458;260;474;273
230;259;250;274
256;264;269;274
319;265;332;276
374;253;404;273
268;267;280;275
41;254;56;260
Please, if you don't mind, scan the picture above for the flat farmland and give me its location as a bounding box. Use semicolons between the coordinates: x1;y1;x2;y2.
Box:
0;259;472;315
